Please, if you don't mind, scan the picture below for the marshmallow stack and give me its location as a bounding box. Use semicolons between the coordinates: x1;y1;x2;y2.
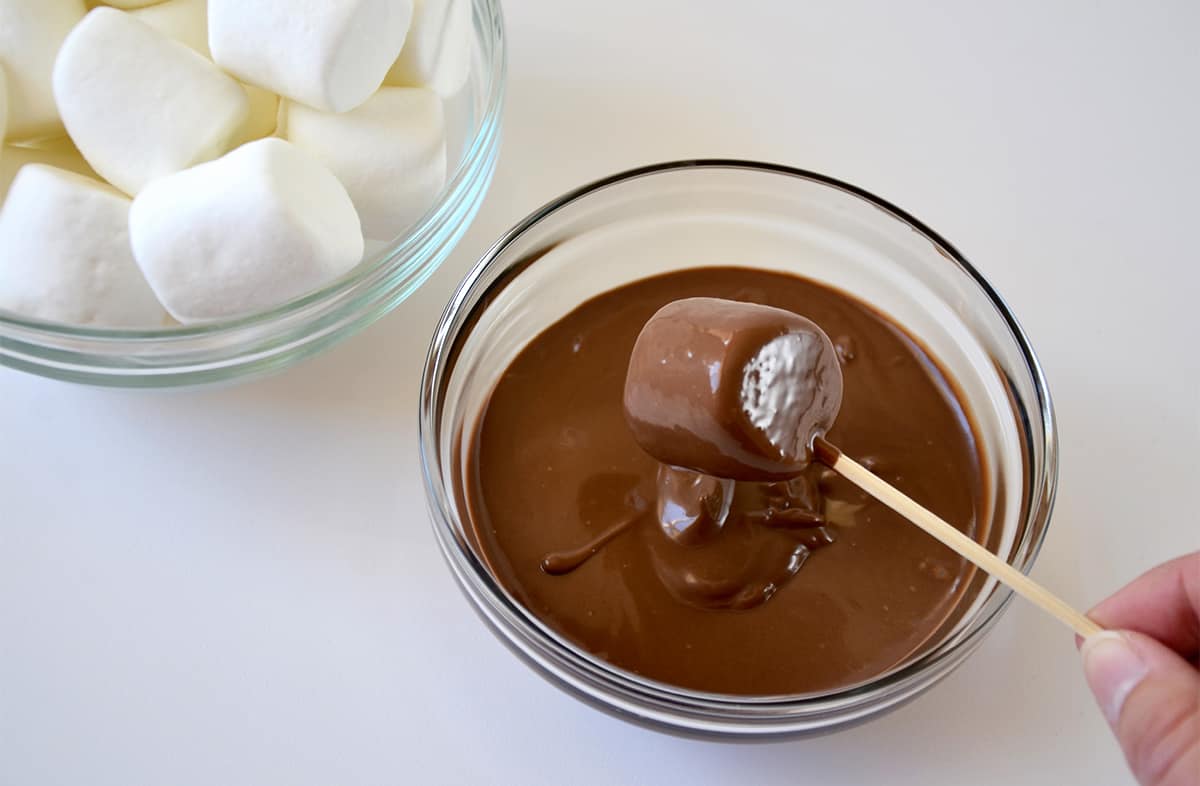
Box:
0;0;473;328
54;8;250;195
129;0;282;147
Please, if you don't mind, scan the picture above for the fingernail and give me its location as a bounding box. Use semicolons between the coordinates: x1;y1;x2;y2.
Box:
1081;631;1148;725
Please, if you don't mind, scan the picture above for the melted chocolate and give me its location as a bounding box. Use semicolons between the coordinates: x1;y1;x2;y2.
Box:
466;267;986;696
644;465;838;611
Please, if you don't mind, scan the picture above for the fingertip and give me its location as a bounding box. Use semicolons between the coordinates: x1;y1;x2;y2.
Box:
1081;630;1148;726
1090;631;1200;786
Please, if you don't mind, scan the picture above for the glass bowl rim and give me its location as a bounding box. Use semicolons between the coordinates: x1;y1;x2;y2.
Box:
0;0;508;343
419;159;1058;716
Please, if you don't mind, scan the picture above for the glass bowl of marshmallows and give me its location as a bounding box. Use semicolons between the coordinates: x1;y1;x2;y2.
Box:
0;0;505;387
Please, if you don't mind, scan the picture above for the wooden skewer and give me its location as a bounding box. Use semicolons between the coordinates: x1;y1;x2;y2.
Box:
813;438;1102;638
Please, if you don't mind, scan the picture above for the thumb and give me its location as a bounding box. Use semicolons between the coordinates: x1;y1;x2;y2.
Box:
1081;630;1200;786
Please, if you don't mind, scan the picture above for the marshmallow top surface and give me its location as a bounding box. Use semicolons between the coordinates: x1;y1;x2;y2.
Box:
209;0;414;113
0;0;87;139
0;164;162;327
385;0;471;97
53;8;250;195
285;87;446;240
129;138;364;324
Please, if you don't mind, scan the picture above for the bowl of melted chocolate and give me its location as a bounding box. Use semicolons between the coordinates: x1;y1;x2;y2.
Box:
421;161;1056;738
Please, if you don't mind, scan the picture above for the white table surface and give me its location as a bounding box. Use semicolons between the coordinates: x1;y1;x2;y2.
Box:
3;2;1197;784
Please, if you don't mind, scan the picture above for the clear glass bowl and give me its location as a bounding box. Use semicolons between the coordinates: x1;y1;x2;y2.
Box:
420;161;1057;739
0;0;506;388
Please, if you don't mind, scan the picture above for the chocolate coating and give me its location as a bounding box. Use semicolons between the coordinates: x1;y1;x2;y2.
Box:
624;298;843;481
465;267;987;695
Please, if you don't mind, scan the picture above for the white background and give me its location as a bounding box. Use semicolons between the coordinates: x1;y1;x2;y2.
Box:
2;2;1198;784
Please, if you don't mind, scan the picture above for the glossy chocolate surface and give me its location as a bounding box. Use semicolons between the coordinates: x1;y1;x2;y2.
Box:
466;267;985;695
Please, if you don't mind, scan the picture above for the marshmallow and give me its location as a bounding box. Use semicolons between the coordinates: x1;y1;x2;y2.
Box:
284;87;446;241
0;137;99;196
129;0;279;145
209;0;413;113
53;8;249;195
129;138;363;323
384;0;471;97
131;0;209;56
0;0;87;139
624;298;843;481
0;164;162;327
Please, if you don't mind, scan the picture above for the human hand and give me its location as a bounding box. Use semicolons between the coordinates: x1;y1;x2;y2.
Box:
1080;552;1199;786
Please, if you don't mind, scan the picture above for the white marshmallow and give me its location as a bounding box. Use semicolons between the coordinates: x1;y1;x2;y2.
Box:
131;0;209;56
53;8;249;195
285;87;446;241
129;138;363;323
0;137;99;196
384;0;471;97
0;164;162;327
209;0;413;113
0;0;86;139
129;0;279;145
